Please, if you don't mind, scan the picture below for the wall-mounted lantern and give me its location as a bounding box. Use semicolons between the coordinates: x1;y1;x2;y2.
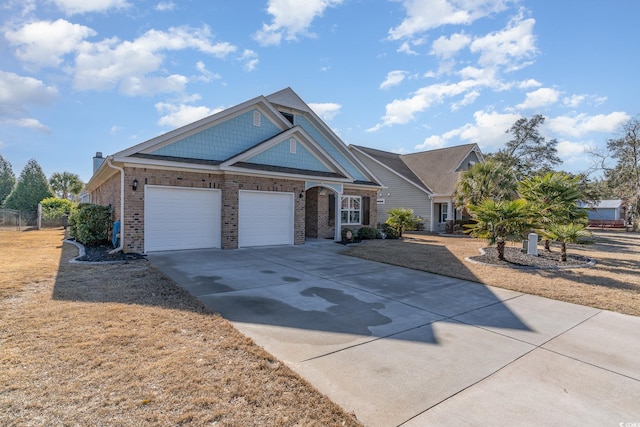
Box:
132;178;139;191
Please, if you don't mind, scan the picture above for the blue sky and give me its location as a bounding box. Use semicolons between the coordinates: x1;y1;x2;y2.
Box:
1;0;637;183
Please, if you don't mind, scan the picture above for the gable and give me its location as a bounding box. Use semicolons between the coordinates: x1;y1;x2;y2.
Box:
246;138;331;173
296;115;369;182
148;109;283;162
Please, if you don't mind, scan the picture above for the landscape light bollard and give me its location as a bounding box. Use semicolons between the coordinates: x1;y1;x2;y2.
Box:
527;233;539;256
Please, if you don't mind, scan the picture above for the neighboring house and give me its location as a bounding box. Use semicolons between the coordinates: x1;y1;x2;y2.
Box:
86;88;381;253
578;199;626;226
349;143;484;232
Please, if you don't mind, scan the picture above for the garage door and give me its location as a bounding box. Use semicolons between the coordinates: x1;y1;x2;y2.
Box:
145;186;221;252
239;190;294;247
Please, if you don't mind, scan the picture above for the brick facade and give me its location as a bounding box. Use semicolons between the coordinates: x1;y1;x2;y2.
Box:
91;167;377;253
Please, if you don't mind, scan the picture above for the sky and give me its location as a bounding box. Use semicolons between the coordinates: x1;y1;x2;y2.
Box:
1;0;638;184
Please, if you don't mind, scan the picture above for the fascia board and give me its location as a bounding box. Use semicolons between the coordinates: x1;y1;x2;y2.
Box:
221;166;352;182
350;145;433;195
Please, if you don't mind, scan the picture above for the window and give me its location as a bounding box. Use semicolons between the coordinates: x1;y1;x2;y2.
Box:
439;203;448;223
340;196;361;225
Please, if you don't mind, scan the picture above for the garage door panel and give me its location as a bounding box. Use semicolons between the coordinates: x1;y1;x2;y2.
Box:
239;191;293;247
145;186;221;252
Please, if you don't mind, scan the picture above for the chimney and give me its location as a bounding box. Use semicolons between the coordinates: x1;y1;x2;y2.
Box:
93;152;105;174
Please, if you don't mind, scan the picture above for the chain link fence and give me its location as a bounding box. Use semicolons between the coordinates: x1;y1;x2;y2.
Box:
0;208;68;231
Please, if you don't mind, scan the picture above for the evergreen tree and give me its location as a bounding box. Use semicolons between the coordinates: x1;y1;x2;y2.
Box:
604;117;640;230
4;159;54;212
0;155;16;206
489;114;561;179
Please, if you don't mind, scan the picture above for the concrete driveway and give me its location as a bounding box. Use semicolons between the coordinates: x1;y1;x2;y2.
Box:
148;239;640;426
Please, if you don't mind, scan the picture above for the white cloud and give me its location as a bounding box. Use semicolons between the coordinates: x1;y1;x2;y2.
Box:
397;41;418;55
155;102;223;127
417;110;520;151
556;140;590;158
155;1;175;11
240;49;259;72
195;61;221;82
74;26;236;95
430;32;471;58
52;0;130;15
8;118;51;133
516;87;560;110
380;70;408;90
470;14;537;68
0;71;58;107
546;112;630;138
368;80;479;131
563;94;586;107
451;90;480;110
309;102;341;121
5;19;96;68
416;135;447;150
518;79;542;89
389;0;509;40
254;0;344;46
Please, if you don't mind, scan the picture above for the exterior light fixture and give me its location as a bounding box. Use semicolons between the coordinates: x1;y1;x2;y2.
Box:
132;178;139;191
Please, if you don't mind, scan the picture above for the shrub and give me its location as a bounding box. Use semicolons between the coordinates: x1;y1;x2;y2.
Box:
68;204;112;246
341;227;354;242
385;208;421;237
381;223;400;239
357;226;380;240
40;197;75;220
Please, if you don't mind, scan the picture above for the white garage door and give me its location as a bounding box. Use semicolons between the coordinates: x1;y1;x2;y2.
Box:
239;190;294;247
145;186;221;252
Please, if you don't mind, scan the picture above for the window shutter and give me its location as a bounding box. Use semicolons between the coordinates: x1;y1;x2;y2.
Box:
362;196;370;225
328;194;335;225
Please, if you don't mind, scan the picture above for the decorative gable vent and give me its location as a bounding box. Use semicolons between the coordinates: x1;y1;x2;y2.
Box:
290;139;296;154
253;111;261;127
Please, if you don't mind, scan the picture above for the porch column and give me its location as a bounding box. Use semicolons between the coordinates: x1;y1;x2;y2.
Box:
334;192;342;241
447;200;453;221
429;198;435;232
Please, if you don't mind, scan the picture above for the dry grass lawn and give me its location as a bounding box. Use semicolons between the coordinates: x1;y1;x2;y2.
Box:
342;230;640;316
0;229;361;426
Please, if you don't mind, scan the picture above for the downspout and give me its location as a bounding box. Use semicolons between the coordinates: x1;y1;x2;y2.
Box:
105;157;125;254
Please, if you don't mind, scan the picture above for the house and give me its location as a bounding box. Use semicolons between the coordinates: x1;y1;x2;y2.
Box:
578;199;626;227
86;88;381;253
349;143;484;232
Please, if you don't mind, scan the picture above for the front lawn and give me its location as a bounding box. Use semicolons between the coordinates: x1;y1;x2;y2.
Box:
342;230;640;316
0;229;361;426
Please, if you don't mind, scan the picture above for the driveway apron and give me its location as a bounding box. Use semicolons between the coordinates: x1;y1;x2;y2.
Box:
148;240;640;427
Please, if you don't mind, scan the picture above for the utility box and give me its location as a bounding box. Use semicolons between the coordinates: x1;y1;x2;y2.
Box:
527;233;539;256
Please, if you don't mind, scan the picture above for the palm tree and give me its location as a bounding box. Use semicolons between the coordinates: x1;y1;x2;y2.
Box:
466;198;534;260
518;172;587;251
544;223;592;262
454;160;518;209
49;172;84;200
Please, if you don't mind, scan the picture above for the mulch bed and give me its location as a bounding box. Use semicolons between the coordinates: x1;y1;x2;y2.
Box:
78;243;146;262
468;246;594;269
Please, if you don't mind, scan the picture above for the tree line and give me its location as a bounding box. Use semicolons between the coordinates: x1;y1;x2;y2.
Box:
453;114;640;261
0;156;84;213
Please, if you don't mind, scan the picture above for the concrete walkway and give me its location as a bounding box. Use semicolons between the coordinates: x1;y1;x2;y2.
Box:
148;240;640;426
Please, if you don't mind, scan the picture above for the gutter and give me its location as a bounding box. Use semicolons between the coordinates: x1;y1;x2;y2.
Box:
105;157;125;254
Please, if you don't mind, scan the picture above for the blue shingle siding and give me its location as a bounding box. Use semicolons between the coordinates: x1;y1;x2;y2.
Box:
249;139;331;172
296;116;368;181
151;110;282;161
